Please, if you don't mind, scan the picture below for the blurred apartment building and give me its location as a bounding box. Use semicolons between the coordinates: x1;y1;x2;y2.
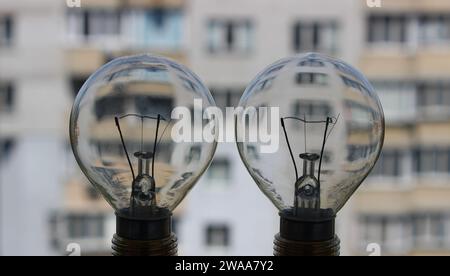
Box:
1;0;450;256
58;0;188;255
183;0;361;256
356;0;450;256
0;0;69;255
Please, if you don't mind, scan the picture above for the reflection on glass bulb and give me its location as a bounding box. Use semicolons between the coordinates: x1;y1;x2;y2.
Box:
236;53;384;219
70;54;218;219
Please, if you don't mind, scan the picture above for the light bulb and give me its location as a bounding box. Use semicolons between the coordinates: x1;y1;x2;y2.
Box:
236;53;384;255
70;54;217;255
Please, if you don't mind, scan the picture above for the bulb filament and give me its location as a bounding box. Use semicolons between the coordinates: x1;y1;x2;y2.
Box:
115;114;169;216
281;115;338;214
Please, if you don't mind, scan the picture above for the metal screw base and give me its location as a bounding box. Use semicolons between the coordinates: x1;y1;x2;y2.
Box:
274;234;340;256
111;233;178;256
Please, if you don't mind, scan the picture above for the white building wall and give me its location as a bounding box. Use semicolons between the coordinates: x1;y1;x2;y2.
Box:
179;142;278;256
0;0;70;255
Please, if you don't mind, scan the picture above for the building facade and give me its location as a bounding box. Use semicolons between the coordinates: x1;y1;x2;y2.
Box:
183;0;362;256
0;0;69;256
2;0;450;256
356;0;450;256
56;0;189;256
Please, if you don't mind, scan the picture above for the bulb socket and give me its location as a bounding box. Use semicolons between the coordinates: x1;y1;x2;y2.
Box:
279;208;335;242
112;208;177;256
275;209;339;256
112;233;178;256
274;234;340;256
115;208;172;240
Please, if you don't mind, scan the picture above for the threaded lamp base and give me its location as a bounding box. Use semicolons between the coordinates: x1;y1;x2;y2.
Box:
274;234;340;256
111;233;178;256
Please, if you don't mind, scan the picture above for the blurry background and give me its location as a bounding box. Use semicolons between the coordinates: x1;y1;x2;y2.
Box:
1;0;450;256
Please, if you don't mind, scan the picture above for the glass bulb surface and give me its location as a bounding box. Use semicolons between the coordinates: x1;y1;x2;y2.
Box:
236;53;384;216
70;54;217;218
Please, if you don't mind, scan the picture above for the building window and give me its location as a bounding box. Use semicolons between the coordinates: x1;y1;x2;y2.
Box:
293;21;338;53
0;139;15;162
414;148;450;175
70;77;87;98
211;88;242;110
0;15;13;47
298;59;325;68
67;214;105;239
207;19;253;54
373;81;416;122
360;213;450;254
345;99;376;130
296;73;329;86
293;100;332;121
67;9;121;41
417;82;450;118
206;224;230;247
359;215;409;254
126;9;183;50
135;96;174;120
360;216;388;248
95;95;125;120
147;9;183;49
94;88;175;121
418;82;450;107
49;213;61;249
419;15;450;45
372;150;402;177
207;159;231;187
368;15;407;45
0;82;14;113
347;143;378;162
413;213;447;249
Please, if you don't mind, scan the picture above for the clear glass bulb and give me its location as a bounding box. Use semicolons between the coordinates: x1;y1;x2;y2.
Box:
70;54;217;218
236;53;384;217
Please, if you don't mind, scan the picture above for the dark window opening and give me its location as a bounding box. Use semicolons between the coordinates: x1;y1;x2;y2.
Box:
372;150;402;177
67;214;105;239
226;22;235;51
367;15;407;44
71;77;87;98
135;96;173;119
0;139;15;162
208;19;252;54
296;73;328;85
95;95;125;120
293;21;337;53
207;159;231;182
0;15;13;47
206;224;230;247
0;82;14;112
